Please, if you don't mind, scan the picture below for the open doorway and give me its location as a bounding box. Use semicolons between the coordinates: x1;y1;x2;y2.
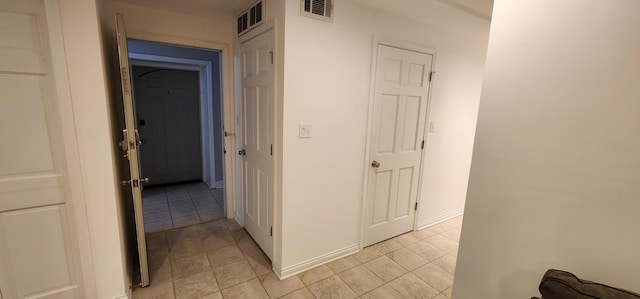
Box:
127;40;226;233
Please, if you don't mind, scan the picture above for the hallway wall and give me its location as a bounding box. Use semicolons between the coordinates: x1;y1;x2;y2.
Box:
454;1;640;298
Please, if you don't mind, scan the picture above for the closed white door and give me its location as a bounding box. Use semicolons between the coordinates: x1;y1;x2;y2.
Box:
364;45;433;247
0;1;84;298
115;14;150;287
133;66;203;186
239;30;274;259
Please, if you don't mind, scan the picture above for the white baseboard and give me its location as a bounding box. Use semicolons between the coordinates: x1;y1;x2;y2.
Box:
275;244;360;279
417;208;464;230
214;180;224;188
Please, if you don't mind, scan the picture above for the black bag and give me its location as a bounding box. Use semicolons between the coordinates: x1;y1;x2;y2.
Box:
532;269;640;299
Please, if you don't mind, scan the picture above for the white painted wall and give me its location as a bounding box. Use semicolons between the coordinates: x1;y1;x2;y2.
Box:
279;0;489;271
59;0;128;297
454;1;640;298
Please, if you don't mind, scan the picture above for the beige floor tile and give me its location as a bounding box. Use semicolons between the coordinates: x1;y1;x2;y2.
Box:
394;232;422;247
429;222;452;233
173;270;219;299
425;235;459;253
308;276;357;299
220;278;269;299
213;260;256;289
360;284;404;299
432;254;457;275
407;240;447;262
412;263;454;292
440;228;461;242
207;245;245;268
237;237;264;258
246;251;272;277
199;229;235;251
167;227;200;245
260;272;305;298
433;294;448;299
171;254;211;279
169;238;206;260
363;256;407;283
132;281;175;299
326;255;360;273
297;264;334;285
389;273;440;299
352;247;383;263
146;233;168;250
198;292;222;299
443;287;452;297
337;265;383;295
387;248;428;271
413;227;440;239
279;287;315;299
372;238;403;254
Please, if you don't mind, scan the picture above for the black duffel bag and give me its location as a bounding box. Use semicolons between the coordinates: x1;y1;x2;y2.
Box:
532;269;640;299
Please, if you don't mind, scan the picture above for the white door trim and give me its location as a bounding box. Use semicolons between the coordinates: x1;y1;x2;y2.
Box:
359;37;438;249
129;55;220;190
44;0;97;296
120;31;236;220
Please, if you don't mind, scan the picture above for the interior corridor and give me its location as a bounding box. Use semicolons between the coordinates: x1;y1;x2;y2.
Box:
133;216;462;298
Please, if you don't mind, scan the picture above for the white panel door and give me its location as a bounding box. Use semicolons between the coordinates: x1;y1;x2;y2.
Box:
0;1;83;298
364;45;433;246
133;67;203;186
115;14;149;287
239;30;274;259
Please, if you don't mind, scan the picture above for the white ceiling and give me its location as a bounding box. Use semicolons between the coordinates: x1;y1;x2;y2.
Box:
108;0;493;21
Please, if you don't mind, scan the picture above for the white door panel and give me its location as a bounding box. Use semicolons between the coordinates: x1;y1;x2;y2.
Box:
0;1;82;298
240;30;274;259
364;45;433;246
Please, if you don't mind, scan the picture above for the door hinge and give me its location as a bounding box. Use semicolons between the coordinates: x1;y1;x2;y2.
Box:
269;51;274;64
415;202;418;211
270;226;273;236
429;71;435;82
421;140;425;149
270;144;273;155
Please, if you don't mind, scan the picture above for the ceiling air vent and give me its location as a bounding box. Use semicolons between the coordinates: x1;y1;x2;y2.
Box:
237;0;264;36
301;0;333;22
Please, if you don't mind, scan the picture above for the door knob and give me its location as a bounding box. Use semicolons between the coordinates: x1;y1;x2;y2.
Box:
238;149;246;156
371;160;381;168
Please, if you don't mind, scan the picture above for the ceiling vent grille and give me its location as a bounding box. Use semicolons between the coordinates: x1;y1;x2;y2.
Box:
301;0;333;22
237;0;264;36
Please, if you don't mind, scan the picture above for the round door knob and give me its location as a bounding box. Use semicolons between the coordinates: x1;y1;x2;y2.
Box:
371;160;381;168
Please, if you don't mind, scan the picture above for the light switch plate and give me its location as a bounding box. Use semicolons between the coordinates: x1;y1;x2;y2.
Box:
299;123;312;138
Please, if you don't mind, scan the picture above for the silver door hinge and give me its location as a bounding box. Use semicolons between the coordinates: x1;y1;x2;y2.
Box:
269;51;274;64
414;202;418;211
429;71;435;82
270;226;273;236
421;140;425;149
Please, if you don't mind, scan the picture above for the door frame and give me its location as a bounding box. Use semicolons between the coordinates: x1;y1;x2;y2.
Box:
359;37;438;249
119;30;237;220
129;54;222;189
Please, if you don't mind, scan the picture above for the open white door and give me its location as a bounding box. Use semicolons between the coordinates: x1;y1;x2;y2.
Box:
364;44;434;247
239;30;274;259
115;13;149;287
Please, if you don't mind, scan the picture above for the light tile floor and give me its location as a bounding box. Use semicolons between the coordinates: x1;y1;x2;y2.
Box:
143;181;226;233
133;216;463;299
